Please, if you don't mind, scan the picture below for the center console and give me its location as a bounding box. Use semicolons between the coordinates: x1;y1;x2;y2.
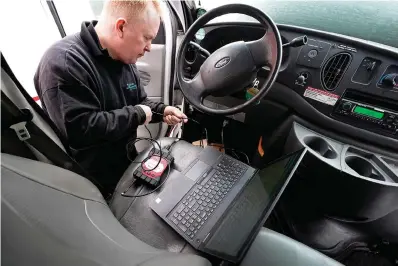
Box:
287;122;398;184
276;121;398;257
283;122;398;227
332;90;398;138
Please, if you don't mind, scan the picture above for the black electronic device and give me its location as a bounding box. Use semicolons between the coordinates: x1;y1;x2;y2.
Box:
333;90;398;136
133;148;174;187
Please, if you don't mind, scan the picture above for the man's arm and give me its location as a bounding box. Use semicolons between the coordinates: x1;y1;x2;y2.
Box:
42;83;147;150
139;96;166;123
133;65;187;125
132;65;167;123
139;89;188;125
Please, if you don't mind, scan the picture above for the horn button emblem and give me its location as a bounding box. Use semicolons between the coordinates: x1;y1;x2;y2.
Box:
214;57;231;68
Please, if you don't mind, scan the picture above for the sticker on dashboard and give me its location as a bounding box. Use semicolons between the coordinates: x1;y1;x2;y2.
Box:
304;87;339;106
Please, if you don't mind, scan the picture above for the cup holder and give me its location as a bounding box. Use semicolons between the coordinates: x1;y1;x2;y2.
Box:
304;136;338;159
345;156;384;180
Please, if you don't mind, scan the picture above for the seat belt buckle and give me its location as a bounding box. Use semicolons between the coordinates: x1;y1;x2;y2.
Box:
10;121;31;141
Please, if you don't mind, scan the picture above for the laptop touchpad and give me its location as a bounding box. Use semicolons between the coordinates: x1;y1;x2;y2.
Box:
185;160;209;182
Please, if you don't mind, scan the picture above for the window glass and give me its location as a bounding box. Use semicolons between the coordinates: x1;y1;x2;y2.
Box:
197;0;398;49
0;0;61;102
89;0;105;18
52;0;98;34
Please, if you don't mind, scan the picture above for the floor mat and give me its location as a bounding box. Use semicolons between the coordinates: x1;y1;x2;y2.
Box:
343;251;394;266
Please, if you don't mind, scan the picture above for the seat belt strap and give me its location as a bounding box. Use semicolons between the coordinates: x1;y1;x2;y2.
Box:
1;92;104;191
1;53;71;153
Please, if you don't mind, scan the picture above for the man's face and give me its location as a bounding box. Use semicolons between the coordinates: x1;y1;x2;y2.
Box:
115;8;160;64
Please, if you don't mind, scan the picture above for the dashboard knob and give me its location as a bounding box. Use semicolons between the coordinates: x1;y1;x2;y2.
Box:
297;75;306;85
342;102;352;111
380;73;398;88
295;72;309;86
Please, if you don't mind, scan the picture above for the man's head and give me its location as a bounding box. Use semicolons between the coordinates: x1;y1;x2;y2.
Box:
96;0;161;64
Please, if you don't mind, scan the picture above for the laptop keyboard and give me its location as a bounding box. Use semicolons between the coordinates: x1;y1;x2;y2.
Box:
169;156;248;239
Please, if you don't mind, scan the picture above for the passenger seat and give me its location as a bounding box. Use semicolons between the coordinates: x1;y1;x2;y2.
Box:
1;153;211;266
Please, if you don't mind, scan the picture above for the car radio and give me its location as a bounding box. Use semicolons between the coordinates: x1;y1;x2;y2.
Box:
333;90;398;136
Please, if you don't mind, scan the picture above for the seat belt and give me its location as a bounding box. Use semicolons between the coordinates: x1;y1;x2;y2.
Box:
1;53;71;153
1;92;104;191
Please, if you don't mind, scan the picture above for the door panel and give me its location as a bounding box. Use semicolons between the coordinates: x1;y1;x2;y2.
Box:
135;1;177;150
136;45;165;149
136;45;165;97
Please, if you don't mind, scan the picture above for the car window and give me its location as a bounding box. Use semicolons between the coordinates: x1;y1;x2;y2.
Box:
197;0;398;49
0;0;62;102
52;0;100;34
88;0;105;18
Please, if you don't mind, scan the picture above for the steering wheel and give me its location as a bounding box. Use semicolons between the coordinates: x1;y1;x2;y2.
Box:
176;4;283;115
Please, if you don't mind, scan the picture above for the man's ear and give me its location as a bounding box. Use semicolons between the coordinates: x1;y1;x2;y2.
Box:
115;18;127;38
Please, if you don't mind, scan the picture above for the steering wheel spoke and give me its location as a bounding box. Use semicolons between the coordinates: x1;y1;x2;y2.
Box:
181;73;205;106
246;30;279;70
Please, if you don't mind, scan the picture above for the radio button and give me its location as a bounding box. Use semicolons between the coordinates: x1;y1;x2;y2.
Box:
342;102;353;111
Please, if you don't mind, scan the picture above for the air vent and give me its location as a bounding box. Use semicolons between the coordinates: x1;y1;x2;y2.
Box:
321;53;352;91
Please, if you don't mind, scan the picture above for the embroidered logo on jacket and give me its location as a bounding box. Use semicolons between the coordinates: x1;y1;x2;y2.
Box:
126;83;137;91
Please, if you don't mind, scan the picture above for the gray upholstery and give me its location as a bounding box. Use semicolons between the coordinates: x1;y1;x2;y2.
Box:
1;153;210;266
2;153;105;204
241;228;343;266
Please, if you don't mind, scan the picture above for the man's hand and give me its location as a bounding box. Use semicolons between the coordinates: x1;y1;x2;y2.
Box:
163;106;188;125
136;105;152;125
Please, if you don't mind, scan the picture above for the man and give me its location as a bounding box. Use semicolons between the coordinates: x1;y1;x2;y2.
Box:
34;0;187;194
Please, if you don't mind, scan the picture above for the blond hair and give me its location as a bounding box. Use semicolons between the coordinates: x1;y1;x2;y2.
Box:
103;0;162;20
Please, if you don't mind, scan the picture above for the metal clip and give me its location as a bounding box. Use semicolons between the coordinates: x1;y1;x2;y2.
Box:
10;121;31;141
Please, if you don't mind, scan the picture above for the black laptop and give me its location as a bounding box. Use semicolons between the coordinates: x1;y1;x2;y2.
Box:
150;146;307;263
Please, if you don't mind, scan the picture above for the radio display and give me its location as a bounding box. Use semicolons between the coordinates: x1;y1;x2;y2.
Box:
353;106;384;119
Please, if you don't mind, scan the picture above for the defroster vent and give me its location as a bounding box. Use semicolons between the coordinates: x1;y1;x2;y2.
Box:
321;52;352;91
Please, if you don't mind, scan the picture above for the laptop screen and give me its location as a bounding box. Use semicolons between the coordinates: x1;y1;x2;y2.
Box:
203;148;306;261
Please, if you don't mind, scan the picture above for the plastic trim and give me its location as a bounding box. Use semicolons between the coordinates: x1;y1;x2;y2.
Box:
46;0;66;38
267;83;398;153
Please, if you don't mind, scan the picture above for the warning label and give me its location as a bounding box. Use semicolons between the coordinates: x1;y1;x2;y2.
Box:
304;87;339;106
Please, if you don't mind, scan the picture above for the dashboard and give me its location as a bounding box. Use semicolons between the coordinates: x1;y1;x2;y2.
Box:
182;22;398;151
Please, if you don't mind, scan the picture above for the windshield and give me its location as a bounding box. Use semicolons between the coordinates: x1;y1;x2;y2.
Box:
197;0;398;49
